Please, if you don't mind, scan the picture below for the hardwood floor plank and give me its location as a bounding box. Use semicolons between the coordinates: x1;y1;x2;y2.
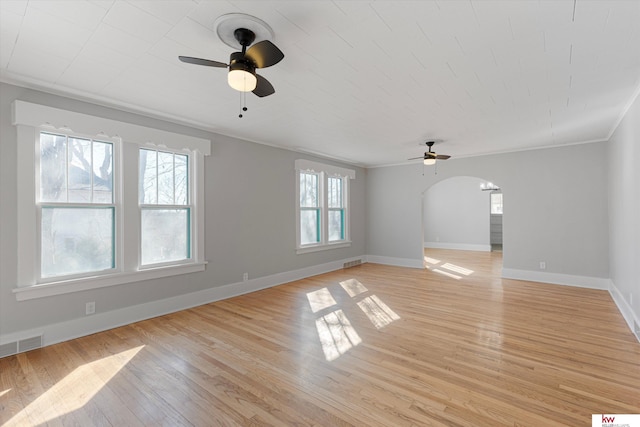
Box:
0;356;38;426
1;249;639;426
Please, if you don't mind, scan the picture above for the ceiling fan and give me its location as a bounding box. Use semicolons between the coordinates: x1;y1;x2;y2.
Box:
178;27;284;97
408;141;451;165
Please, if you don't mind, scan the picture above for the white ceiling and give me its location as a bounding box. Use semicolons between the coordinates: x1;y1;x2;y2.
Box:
1;0;639;167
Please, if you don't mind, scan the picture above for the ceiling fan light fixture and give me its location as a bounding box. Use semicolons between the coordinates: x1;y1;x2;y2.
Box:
423;157;436;166
228;68;257;92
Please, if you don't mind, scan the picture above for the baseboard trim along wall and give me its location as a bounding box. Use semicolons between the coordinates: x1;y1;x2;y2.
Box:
608;279;640;343
1;254;426;354
4;257;637;355
502;269;639;341
424;242;491;252
501;268;610;290
0;256;367;354
366;255;424;269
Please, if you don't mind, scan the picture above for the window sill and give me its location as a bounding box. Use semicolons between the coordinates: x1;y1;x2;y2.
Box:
13;262;207;301
296;241;351;255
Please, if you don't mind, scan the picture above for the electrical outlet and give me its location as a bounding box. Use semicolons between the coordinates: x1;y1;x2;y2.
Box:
539;261;546;270
85;301;95;315
243;273;248;282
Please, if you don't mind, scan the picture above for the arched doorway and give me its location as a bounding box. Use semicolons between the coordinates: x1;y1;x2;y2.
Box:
421;176;504;274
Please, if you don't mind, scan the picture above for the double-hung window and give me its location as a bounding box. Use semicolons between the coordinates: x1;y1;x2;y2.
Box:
139;149;191;265
299;171;321;245
13;100;210;301
39;132;115;279
327;177;345;242
295;160;355;253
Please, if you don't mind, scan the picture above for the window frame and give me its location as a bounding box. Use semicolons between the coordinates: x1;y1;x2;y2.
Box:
138;148;193;268
299;170;322;245
327;176;346;242
12;100;210;301
295;159;355;254
37;132;119;282
490;192;503;215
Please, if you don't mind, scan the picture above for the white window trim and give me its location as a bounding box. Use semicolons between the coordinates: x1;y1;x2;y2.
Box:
295;159;355;254
12;100;210;301
295;159;356;179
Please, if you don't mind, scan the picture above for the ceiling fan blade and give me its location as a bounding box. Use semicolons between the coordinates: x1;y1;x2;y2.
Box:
178;56;227;68
436;155;451;160
408;152;431;160
246;40;284;68
253;74;275;97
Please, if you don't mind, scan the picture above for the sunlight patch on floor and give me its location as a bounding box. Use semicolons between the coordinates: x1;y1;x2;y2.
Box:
441;263;474;276
339;278;368;297
310;279;400;361
0;389;11;398
315;309;362;361
425;255;474;280
431;268;462;280
6;345;144;426
307;287;337;313
357;295;400;329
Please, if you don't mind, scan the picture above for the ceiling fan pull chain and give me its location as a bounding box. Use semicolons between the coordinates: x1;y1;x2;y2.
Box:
243;91;248;113
239;92;248;118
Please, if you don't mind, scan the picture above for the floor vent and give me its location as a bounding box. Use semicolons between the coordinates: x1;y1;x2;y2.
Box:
19;335;43;353
0;335;44;358
343;259;362;269
0;342;18;358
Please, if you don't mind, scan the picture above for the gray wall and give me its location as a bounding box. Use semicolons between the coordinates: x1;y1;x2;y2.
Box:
367;142;610;278
423;176;490;248
608;92;640;328
0;83;366;337
1;80;635;343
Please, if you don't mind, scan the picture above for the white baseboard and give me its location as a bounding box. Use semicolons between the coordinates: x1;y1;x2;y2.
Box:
5;257;637;354
501;269;640;342
366;255;424;269
501;268;610;290
0;256;367;351
424;242;491;252
608;280;640;343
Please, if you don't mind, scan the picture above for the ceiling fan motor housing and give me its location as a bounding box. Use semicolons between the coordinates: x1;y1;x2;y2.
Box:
229;52;256;74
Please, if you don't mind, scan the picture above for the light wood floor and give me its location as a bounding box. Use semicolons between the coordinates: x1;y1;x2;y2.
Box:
2;249;639;426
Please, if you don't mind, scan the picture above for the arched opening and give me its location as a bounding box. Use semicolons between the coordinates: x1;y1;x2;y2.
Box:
421;176;504;277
